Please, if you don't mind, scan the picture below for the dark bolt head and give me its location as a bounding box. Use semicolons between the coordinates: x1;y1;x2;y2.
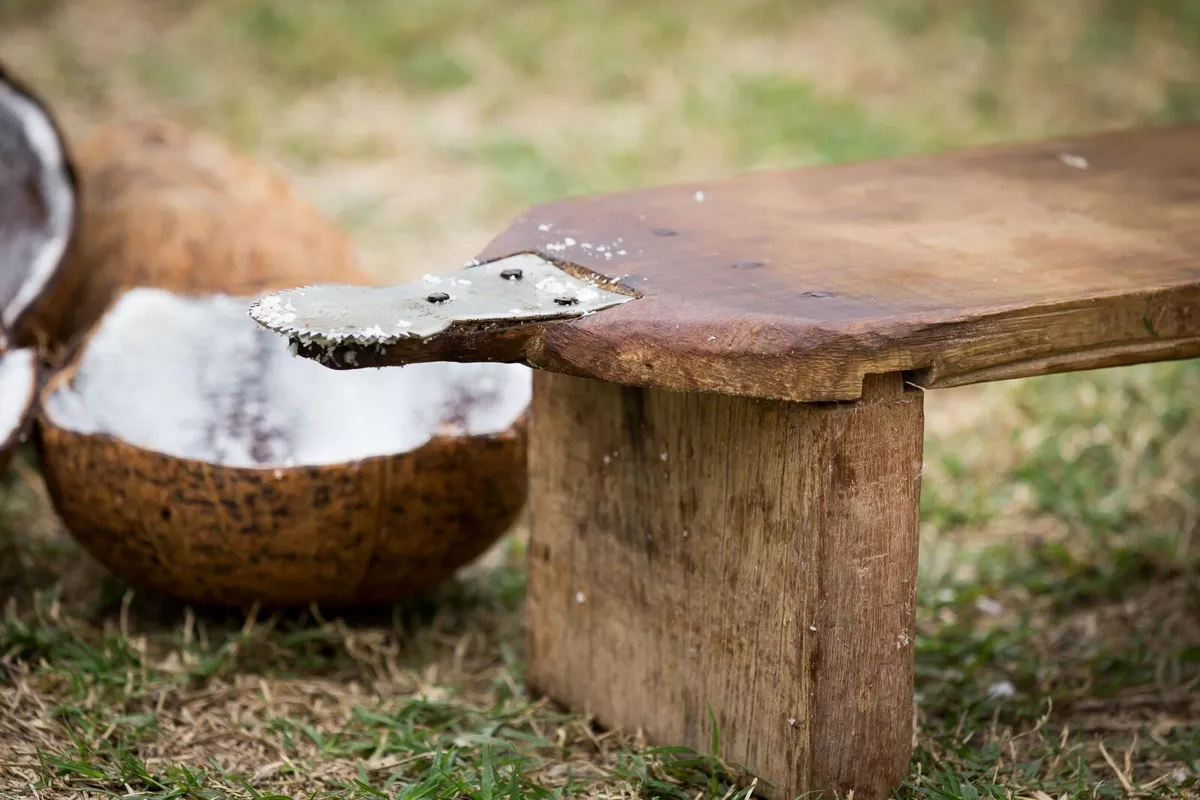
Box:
553;295;579;305
500;267;524;280
426;292;450;303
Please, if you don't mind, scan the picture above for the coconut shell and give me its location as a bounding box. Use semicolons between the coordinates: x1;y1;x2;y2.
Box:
0;345;39;476
38;356;528;608
0;63;79;345
24;118;373;354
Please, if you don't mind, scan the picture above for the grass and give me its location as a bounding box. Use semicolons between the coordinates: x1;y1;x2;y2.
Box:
2;0;1200;797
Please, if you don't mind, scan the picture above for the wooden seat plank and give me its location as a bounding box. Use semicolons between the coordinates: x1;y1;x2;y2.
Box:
474;124;1200;400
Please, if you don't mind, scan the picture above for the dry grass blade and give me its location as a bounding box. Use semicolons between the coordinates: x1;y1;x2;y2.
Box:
1099;740;1136;795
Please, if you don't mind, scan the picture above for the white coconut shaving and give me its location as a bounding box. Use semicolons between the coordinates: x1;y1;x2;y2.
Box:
0;79;75;331
0;346;36;447
43;288;533;468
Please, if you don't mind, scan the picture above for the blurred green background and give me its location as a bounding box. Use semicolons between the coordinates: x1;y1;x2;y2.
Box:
6;0;1200;280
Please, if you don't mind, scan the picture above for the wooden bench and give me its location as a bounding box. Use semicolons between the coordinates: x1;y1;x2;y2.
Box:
254;124;1200;799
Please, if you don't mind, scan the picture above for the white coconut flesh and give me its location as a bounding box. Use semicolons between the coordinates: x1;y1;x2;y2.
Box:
0;78;74;332
42;288;533;468
0;345;37;449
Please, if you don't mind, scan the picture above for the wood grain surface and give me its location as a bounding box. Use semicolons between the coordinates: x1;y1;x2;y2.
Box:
469;125;1200;402
525;371;924;799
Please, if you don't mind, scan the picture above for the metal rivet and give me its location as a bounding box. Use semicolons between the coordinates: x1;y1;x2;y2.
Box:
801;290;837;298
427;292;450;303
652;227;678;237
554;295;579;305
500;268;524;280
731;261;764;270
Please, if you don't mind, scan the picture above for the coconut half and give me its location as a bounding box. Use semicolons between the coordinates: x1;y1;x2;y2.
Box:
0;65;77;342
38;287;532;607
0;344;39;474
25;118;371;353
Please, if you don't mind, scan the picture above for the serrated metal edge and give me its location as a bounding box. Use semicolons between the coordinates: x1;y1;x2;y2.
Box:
248;254;633;351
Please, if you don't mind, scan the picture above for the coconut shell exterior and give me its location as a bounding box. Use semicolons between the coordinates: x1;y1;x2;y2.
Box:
24;118;373;355
37;378;528;607
0;63;80;345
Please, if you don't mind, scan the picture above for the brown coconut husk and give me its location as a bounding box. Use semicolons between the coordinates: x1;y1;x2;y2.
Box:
0;62;79;346
23;117;374;358
38;409;527;607
35;288;530;608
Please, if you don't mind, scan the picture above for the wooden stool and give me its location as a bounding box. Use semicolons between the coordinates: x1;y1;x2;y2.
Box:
254;125;1200;799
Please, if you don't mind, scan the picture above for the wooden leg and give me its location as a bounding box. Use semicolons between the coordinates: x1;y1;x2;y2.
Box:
525;371;924;800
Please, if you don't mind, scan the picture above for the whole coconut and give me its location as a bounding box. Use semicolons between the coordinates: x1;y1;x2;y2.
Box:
24;118;373;354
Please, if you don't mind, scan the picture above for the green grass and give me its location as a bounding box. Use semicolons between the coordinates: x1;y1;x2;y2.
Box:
3;509;1196;798
0;567;753;799
228;2;476;94
3;0;1200;798
725;74;934;167
920;362;1200;536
